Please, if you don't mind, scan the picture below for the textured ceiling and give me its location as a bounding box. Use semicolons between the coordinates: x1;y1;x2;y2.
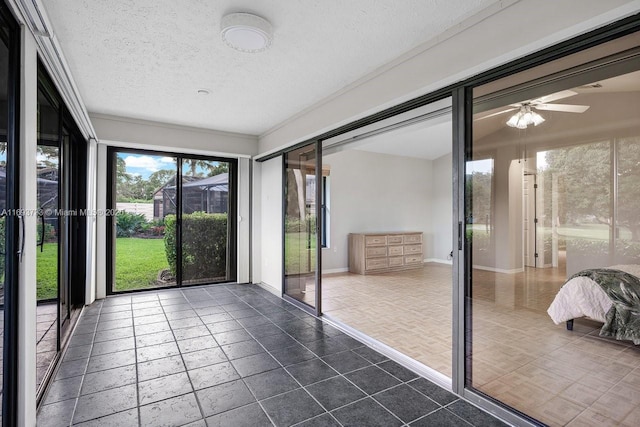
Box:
41;0;496;135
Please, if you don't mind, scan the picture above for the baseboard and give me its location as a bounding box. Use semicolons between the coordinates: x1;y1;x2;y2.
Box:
322;267;349;274
424;258;452;265
472;265;524;274
255;281;281;296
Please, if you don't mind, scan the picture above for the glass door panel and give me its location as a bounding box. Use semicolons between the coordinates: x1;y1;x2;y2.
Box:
284;144;318;309
36;87;60;392
180;158;232;285
615;137;640;264
113;152;177;291
468;64;640;424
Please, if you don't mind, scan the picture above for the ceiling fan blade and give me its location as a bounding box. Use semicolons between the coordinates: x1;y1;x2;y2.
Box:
535;90;578;104
475;107;517;120
534;103;590;113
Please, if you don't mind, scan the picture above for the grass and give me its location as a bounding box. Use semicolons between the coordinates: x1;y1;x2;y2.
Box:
36;243;58;300
36;237;170;299
114;238;169;292
285;231;316;274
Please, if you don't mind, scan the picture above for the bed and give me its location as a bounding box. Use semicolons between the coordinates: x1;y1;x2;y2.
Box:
547;264;640;344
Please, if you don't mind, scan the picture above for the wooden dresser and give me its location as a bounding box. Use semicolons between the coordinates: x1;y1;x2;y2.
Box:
348;232;423;274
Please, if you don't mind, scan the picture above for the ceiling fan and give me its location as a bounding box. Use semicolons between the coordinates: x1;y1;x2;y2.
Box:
478;90;590;129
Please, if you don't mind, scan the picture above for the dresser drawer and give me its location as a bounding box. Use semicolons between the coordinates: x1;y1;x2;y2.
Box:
366;247;387;258
365;235;387;246
388;245;403;256
388;256;403;267
404;255;422;264
404;234;422;244
387;235;403;245
366;258;389;270
404;244;422;255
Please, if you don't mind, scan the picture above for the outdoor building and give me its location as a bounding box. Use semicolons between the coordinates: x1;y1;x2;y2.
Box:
1;1;640;426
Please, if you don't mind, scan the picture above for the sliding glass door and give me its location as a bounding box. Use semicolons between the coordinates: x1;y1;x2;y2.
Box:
465;39;640;425
109;149;237;293
36;64;88;401
283;142;321;314
0;5;19;423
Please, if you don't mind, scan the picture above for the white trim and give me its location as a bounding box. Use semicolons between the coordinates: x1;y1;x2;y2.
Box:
237;158;251;283
100;138;252;160
321;267;349;274
472;265;524;274
424;258;453;265
85;138;98;304
95;143;108;300
18;26;38;427
255;281;281;297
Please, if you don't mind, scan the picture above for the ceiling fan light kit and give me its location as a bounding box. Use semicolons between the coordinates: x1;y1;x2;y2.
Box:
221;13;273;53
478;90;590;129
506;106;545;129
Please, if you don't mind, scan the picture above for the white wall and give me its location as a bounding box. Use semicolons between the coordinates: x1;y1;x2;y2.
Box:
91;114;258;157
91;115;258;298
259;157;283;293
321;150;433;272
430;153;453;263
258;0;639;156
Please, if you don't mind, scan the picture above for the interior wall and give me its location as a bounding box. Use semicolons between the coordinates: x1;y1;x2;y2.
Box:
259;157;283;293
90;113;259;157
321;149;433;272
91;116;257;299
430;153;453;263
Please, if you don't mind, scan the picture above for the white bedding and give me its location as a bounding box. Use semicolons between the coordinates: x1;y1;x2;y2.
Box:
547;264;640;325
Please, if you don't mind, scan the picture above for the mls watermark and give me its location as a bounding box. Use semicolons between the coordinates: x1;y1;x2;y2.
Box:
0;208;120;217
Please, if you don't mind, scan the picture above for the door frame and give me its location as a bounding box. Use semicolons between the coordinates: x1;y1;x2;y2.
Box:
106;147;238;294
281;140;322;317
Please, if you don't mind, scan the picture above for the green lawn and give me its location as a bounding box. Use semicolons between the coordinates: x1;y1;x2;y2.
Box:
114;238;169;292
285;231;316;274
36;243;58;300
36;237;170;299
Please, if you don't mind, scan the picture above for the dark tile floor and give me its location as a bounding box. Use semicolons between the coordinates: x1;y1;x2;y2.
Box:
36;284;509;427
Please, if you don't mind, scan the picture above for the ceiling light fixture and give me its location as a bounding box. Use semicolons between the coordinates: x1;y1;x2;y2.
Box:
197;88;210;95
506;105;545;129
221;13;273;53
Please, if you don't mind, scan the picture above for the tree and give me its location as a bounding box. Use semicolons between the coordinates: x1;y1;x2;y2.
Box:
543;141;610;226
616;137;640;240
183;160;227;177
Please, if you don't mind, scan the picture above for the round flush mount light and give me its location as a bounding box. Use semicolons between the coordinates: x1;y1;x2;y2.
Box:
221;13;273;53
197;88;210;96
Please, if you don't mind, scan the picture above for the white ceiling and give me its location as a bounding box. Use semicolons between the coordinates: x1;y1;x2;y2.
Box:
352;116;452;160
41;0;497;136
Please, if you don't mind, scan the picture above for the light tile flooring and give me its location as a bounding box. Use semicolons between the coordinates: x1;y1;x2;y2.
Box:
319;262;640;426
36;284;507;427
322;263;453;377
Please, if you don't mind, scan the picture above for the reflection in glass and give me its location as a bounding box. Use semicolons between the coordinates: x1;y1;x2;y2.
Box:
468;70;640;424
180;158;231;285
36;88;60;392
113;153;177;291
284;144;317;308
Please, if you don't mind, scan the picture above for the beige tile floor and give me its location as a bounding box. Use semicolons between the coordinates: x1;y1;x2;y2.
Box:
317;260;640;426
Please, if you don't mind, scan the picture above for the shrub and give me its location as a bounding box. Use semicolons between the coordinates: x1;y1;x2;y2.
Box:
116;211;149;237
164;212;228;281
37;222;56;243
